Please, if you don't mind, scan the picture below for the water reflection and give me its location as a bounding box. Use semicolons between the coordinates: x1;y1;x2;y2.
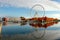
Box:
3;22;8;26
19;21;59;39
2;21;58;28
0;21;59;40
29;22;58;28
29;22;58;39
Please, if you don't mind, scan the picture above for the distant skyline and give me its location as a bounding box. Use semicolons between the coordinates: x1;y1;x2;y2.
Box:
0;0;60;19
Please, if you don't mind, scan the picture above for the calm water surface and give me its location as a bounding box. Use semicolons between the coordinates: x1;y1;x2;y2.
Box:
1;22;60;35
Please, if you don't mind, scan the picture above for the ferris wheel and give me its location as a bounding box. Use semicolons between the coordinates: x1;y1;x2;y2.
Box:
30;4;46;39
30;4;45;18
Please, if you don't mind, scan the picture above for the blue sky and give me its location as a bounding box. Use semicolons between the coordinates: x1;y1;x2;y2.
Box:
0;0;60;19
0;7;31;17
52;0;60;3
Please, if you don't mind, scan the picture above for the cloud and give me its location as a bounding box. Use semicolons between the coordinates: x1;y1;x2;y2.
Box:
0;0;60;11
46;13;60;19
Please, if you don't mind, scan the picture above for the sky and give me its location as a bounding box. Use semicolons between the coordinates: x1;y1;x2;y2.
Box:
0;0;60;19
